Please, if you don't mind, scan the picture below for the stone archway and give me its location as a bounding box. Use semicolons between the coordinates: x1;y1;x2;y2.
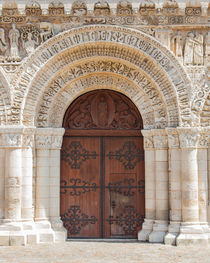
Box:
10;25;192;128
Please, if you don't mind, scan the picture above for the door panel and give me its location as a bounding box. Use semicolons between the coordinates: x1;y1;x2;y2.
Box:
60;136;145;239
60;137;101;238
104;137;145;238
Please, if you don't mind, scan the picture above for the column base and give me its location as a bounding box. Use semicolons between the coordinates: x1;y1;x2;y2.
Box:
176;223;209;246
138;219;154;242
0;219;66;246
149;220;168;243
164;221;180;245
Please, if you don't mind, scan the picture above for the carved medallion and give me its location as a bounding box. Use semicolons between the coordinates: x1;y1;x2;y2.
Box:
63;90;143;130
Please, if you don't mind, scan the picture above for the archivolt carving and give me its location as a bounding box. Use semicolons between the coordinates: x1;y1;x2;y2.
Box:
0;68;10;125
39;73;161;129
11;25;191;127
34;57;169;128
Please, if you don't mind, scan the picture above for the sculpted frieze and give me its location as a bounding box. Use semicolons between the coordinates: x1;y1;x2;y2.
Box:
35;128;64;149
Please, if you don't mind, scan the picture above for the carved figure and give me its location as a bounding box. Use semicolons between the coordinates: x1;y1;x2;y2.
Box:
22;32;39;56
184;32;195;65
98;96;108;127
9;24;20;59
194;33;204;65
184;32;204;66
0;28;7;55
172;31;183;58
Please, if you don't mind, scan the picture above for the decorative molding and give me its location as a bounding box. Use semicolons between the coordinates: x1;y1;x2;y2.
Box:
178;128;200;149
166;128;179;148
0;127;35;148
35;128;65;149
141;130;154;149
152;129;168;149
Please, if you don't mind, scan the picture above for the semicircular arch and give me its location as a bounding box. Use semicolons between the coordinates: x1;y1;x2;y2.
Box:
11;25;192;127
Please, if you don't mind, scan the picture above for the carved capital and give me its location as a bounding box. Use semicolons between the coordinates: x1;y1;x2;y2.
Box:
198;128;210;148
0;127;35;148
141;130;153;149
178;128;200;149
35;128;65;149
152;129;168;149
166;128;179;148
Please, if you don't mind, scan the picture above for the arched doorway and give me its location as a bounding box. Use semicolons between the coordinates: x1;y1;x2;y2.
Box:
60;90;145;239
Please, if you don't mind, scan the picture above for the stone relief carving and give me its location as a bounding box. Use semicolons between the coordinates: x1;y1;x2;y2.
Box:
63;90;143;130
117;1;133;15
184;32;204;66
71;0;87;16
94;1;110;16
9;24;20;61
171;31;183;59
9;25;192;127
48;1;64;15
178;128;200;148
25;1;42;16
0;28;7;58
139;0;156;15
39;22;53;43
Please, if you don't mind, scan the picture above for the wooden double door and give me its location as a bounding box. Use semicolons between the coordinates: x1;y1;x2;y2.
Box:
60;135;145;239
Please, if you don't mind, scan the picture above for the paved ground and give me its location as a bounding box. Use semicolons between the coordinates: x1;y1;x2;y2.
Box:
0;241;209;263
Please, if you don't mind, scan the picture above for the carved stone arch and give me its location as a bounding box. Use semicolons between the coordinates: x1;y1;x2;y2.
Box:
200;93;210;127
34;56;169;128
0;68;11;125
37;73;162;129
11;25;192;127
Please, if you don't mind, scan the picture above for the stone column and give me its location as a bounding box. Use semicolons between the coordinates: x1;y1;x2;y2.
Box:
208;135;210;222
176;128;209;246
149;129;169;243
0;147;5;220
164;128;181;245
197;131;209;235
138;130;155;241
0;128;35;246
35;128;66;243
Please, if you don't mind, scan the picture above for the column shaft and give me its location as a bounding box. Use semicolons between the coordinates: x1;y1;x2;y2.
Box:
0;149;5;219
35;149;50;220
145;149;156;220
181;148;199;222
5;148;22;220
197;149;208;223
21;148;33;220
